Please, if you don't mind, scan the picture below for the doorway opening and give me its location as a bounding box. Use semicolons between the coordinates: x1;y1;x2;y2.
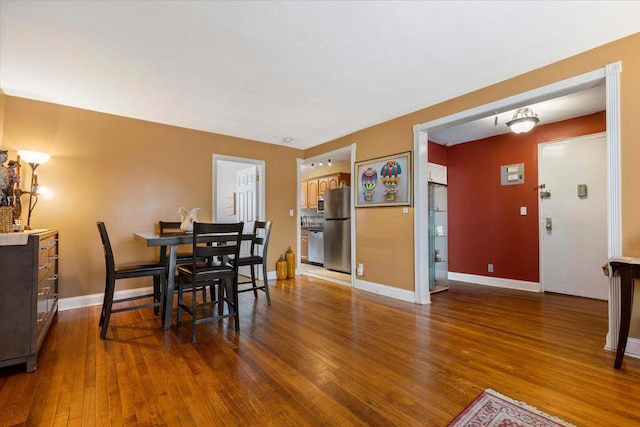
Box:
413;62;622;321
297;145;355;287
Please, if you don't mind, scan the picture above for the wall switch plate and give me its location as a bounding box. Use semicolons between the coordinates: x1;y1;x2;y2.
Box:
402;207;408;214
357;263;364;276
289;209;294;216
488;264;494;273
520;207;527;215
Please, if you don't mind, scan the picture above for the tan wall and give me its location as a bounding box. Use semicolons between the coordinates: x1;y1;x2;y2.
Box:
307;32;640;293
1;97;303;298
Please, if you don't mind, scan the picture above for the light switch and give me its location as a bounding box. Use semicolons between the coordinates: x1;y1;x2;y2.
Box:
520;207;527;215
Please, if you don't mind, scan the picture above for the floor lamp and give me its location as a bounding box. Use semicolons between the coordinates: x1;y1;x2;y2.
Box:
17;150;50;229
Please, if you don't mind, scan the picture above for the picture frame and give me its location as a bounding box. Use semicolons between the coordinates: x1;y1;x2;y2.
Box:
354;151;412;208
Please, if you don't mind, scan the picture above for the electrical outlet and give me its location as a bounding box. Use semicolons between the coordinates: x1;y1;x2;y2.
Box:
488;263;494;273
357;263;364;276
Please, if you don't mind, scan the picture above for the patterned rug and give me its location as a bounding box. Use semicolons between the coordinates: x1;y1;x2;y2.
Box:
448;389;576;427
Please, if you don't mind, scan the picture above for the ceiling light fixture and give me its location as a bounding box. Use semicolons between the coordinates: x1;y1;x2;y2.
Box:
282;137;293;144
328;159;332;166
311;163;314;169
319;160;323;166
506;108;539;134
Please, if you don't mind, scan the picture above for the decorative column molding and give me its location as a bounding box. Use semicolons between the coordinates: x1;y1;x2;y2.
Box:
605;61;622;351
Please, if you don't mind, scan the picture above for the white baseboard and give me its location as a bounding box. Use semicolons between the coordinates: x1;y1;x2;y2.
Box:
58;287;154;311
354;279;416;303
448;272;540;293
604;333;640;360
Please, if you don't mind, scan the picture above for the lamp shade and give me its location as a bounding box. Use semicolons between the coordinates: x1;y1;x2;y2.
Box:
506;108;539;134
18;150;51;165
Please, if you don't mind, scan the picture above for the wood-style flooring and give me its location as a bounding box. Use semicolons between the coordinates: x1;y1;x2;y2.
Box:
1;278;640;426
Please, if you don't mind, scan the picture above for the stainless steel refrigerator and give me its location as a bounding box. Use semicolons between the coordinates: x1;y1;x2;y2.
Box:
323;187;351;273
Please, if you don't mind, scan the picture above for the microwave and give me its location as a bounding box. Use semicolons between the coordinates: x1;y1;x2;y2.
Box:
317;196;324;213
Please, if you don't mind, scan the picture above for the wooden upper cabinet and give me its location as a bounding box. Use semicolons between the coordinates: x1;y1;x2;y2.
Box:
300;181;308;209
307;180;319;209
318;173;351;195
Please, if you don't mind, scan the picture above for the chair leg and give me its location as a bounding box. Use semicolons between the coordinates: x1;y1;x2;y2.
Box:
153;275;161;315
250;265;258;298
100;276;116;339
99;277;108;327
177;276;183;327
262;261;271;305
226;277;239;332
191;283;198;344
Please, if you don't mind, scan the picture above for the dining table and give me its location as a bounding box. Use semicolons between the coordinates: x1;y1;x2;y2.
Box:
134;230;253;329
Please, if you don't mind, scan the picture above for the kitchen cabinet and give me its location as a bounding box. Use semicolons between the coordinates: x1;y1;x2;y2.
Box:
307;180;318;209
0;229;59;372
301;228;309;262
428;183;448;293
318;173;350;195
300;181;309;209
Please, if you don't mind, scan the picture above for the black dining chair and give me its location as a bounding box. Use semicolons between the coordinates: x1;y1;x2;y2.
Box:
235;220;273;305
96;222;166;339
176;221;243;343
157;221;209;305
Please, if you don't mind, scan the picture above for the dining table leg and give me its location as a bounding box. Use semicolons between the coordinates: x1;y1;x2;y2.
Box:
163;245;178;329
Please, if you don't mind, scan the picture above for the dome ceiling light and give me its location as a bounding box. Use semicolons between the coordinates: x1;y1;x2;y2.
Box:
506;108;540;134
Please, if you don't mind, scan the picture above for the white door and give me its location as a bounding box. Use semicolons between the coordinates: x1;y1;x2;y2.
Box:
539;133;608;300
236;165;258;276
236;165;258;226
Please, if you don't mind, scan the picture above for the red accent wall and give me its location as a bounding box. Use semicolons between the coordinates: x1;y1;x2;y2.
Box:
428;141;448;165
447;112;605;282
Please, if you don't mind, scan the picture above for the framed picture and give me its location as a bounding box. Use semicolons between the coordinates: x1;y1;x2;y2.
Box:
354;151;412;208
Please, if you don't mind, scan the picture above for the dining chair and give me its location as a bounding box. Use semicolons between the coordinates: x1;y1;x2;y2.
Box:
235;220;273;305
96;222;166;339
176;221;243;343
157;220;209;306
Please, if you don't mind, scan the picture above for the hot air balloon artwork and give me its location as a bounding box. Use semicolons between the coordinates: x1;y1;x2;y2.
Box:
361;168;378;201
380;160;402;201
355;152;411;207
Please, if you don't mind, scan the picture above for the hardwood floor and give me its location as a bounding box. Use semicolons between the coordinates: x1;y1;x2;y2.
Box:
2;278;640;426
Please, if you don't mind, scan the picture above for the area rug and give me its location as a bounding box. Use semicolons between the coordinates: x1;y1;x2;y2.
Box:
448;388;576;427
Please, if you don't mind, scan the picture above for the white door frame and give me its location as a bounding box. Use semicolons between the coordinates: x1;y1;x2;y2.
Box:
413;62;621;352
297;144;356;285
212;154;265;223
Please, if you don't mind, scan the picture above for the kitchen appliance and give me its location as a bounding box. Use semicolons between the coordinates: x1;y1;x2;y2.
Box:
323;187;351;273
308;229;324;264
317;196;325;213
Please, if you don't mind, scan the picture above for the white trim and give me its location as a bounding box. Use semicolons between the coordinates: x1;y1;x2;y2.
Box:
58;287;154;311
622;337;640;360
354;279;416;303
413;126;430;304
448;272;540;293
604;61;623;352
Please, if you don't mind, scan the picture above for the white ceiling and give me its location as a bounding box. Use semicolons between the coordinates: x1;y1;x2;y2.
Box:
1;1;638;151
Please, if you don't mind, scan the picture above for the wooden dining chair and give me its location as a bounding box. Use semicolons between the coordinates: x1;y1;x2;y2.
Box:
176;221;243;343
235;220;273;305
96;222;166;339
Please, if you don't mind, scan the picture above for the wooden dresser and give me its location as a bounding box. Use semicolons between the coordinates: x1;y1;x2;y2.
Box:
0;229;59;372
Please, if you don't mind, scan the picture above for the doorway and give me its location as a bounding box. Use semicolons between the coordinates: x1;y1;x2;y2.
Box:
297;145;355;287
414;62;622;316
539;133;608;300
213;155;266;278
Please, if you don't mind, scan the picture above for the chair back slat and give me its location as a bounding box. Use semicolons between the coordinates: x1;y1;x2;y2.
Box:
191;222;244;268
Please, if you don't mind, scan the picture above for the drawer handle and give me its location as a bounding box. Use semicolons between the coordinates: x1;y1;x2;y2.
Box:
38;286;52;296
47;274;59;281
48;254;59;260
47;240;57;247
39;263;50;270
